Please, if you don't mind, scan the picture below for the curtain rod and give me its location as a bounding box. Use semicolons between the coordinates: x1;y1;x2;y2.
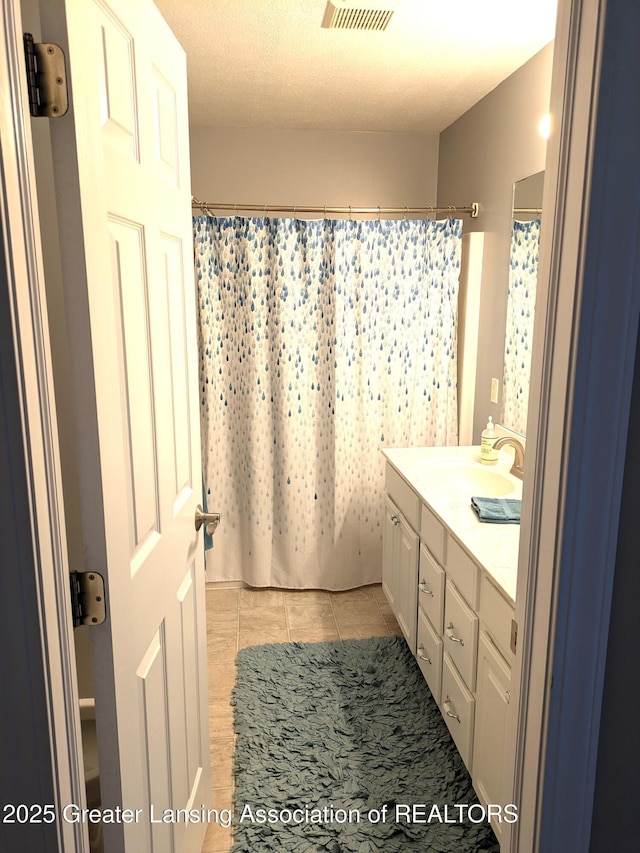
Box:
192;197;480;219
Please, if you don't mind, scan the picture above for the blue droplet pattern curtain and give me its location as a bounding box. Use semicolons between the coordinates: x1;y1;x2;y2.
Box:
194;216;462;589
503;218;541;436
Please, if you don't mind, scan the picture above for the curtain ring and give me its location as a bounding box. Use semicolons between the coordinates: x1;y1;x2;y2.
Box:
264;203;268;216
324;205;327;219
293;204;297;218
378;206;381;221
349;206;352;221
234;202;238;216
404;206;409;220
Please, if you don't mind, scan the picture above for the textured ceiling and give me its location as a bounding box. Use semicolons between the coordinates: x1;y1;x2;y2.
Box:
154;0;557;133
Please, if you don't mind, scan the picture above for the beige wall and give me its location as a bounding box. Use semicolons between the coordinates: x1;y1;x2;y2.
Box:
190;127;439;210
437;44;554;441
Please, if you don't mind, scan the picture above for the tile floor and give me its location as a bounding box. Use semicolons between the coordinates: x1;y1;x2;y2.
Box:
201;584;402;853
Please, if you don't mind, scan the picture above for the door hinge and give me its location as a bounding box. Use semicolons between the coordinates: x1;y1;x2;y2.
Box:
510;618;518;654
23;33;69;118
69;571;106;628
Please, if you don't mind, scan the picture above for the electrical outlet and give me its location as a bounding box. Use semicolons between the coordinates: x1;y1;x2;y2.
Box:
490;377;500;404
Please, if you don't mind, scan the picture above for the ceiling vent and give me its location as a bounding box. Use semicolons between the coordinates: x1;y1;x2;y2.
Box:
322;0;398;31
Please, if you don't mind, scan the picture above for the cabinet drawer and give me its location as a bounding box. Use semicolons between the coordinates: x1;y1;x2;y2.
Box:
446;536;479;609
418;543;445;634
420;502;445;565
441;653;475;772
443;581;478;691
416;608;442;705
479;575;515;664
385;464;421;531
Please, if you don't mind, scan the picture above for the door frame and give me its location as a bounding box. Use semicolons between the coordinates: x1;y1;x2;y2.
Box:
512;0;640;849
0;0;86;850
1;0;629;851
509;0;607;847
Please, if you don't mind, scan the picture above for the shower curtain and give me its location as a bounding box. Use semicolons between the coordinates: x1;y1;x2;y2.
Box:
503;218;541;436
194;216;462;589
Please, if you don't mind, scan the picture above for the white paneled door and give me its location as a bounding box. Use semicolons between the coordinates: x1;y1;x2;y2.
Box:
43;0;209;850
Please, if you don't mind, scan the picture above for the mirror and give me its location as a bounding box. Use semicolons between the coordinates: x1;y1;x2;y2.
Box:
501;171;544;436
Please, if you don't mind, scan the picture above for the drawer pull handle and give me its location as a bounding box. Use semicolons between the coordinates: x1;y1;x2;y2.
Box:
419;582;434;597
390;515;400;526
443;695;461;723
446;622;465;646
417;644;431;665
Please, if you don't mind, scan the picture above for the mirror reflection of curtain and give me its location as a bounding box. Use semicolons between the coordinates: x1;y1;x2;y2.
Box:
194;215;462;589
502;218;541;436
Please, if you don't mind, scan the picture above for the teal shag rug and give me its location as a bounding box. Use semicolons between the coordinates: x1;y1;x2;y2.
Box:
231;636;500;852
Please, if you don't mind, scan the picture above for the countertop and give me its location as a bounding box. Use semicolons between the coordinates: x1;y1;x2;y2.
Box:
382;445;521;604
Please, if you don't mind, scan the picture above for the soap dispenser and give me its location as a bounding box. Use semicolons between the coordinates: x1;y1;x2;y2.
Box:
480;416;499;464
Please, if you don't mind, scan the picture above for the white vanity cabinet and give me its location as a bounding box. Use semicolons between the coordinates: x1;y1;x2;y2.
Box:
382;450;518;851
383;459;481;769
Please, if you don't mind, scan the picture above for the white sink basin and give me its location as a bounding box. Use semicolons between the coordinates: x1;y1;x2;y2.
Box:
424;461;518;498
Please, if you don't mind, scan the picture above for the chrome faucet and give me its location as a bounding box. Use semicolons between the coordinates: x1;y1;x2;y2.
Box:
493;436;525;480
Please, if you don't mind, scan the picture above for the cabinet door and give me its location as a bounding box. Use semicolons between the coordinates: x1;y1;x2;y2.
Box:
382;495;400;611
472;631;512;847
395;515;419;654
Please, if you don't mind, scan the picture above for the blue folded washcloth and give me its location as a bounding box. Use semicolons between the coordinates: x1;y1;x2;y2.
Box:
471;496;521;524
